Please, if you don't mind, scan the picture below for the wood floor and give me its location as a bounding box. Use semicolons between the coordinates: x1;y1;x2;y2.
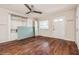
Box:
0;36;79;55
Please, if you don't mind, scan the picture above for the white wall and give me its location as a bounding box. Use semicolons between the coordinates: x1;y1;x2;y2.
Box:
0;8;9;43
38;8;76;41
0;8;26;43
76;5;79;49
0;6;76;43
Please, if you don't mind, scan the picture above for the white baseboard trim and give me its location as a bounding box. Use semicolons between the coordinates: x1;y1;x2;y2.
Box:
39;35;75;42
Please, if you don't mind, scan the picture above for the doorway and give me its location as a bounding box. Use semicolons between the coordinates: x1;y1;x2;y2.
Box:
34;20;39;36
52;18;65;39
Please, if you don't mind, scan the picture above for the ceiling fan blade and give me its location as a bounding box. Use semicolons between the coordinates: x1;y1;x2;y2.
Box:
33;11;42;14
26;11;31;14
24;4;32;11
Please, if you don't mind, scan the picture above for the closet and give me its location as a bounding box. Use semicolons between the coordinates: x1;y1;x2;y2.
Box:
10;15;27;40
10;15;34;40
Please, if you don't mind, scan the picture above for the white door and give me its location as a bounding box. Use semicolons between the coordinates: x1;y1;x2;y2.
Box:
53;18;65;39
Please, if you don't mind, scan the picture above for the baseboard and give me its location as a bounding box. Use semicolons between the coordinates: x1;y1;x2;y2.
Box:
38;35;75;42
0;36;35;44
0;35;75;45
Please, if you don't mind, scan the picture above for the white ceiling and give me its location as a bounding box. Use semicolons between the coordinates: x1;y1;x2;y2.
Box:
0;4;76;17
0;4;29;14
32;4;75;13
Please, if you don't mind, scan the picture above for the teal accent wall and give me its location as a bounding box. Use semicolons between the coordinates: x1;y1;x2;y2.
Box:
17;26;34;39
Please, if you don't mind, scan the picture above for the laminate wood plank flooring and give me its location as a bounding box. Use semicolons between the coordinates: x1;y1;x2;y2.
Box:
0;36;78;55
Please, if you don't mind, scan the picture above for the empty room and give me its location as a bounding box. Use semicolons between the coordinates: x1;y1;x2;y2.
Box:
0;4;79;55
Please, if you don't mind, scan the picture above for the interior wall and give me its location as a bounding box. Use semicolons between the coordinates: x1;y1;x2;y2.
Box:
0;7;27;43
38;8;76;41
75;5;79;49
0;8;9;43
0;6;76;43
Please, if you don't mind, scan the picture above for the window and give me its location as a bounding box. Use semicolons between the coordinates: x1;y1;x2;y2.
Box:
39;20;48;29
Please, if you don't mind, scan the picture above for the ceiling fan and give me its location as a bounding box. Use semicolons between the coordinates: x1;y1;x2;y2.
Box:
24;4;42;14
